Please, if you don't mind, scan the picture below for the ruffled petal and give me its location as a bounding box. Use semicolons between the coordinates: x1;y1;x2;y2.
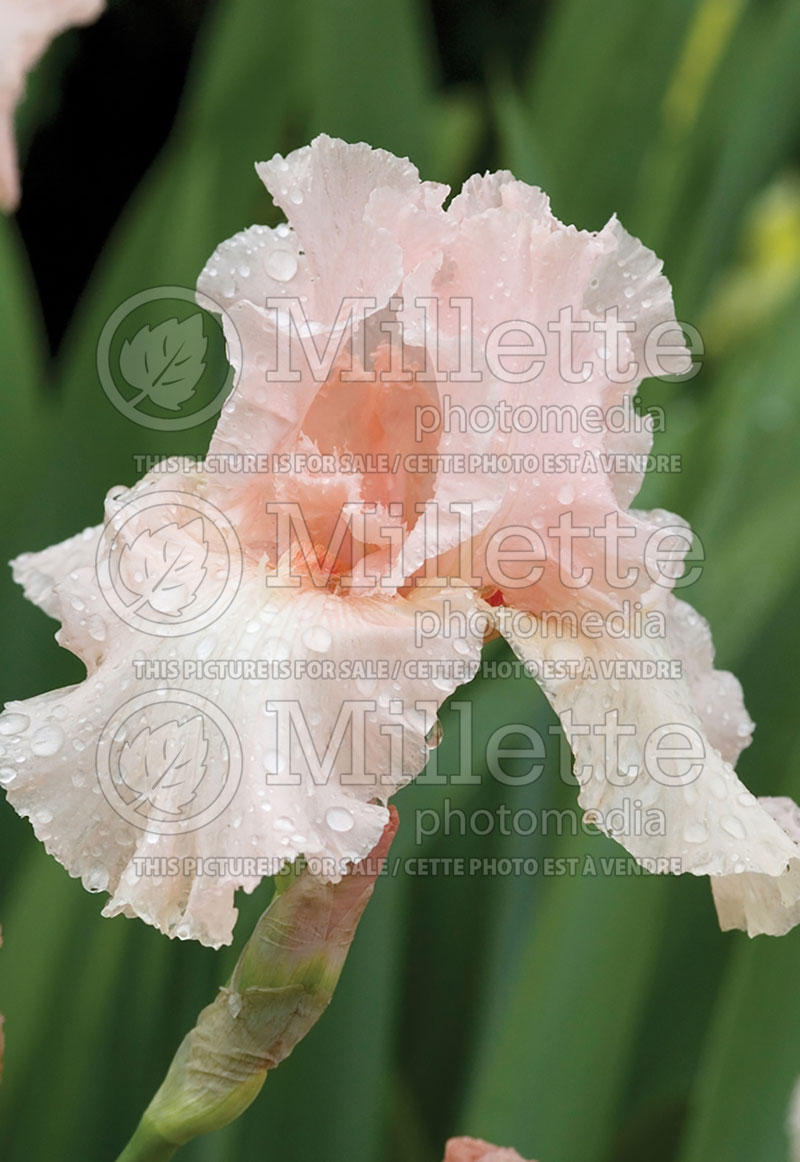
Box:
1;468;483;946
398;176;692;602
497;594;800;935
256;134;449;325
447;171;551;222
711;797;800;937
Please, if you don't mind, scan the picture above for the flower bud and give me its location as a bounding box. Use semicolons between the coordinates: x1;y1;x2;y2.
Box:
116;809;398;1161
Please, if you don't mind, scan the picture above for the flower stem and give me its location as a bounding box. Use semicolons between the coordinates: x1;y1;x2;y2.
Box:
112;809;398;1161
114;1116;177;1162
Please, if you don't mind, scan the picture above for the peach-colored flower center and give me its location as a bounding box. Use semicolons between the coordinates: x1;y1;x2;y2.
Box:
293;342;441;584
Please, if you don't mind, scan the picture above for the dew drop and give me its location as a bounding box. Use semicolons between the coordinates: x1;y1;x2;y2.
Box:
265;249;298;282
303;625;332;653
683;821;709;844
326;806;354;833
88;615;107;642
709;775;727;801
31;724;65;757
425;719;443;749
0;712;30;736
721;815;747;840
85;866;109;893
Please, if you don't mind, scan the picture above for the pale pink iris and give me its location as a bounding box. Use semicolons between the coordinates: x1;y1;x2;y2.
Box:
2;136;799;946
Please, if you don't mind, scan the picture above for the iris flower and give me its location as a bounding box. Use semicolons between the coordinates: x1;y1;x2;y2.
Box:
3;136;798;946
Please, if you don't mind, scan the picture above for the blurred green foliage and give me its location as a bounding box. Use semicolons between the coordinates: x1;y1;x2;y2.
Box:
1;0;800;1160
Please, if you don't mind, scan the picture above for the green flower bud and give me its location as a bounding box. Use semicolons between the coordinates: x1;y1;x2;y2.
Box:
116;809;398;1162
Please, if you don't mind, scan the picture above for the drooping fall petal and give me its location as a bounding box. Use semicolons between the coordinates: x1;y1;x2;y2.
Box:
1;466;481;946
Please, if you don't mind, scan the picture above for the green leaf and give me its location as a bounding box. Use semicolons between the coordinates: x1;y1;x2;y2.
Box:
678;916;800;1162
463;826;667;1162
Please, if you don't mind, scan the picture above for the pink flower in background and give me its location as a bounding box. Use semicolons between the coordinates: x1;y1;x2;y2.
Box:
445;1137;534;1162
2;135;800;946
0;0;104;210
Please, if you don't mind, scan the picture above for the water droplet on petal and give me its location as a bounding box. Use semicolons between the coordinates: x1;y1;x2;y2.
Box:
265;249;298;282
85;866;109;893
303;625;332;653
683;821;709;844
425;719;443;749
0;712;30;736
88;615;107;642
326;806;354;833
31;724;65;757
721;815;747;840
